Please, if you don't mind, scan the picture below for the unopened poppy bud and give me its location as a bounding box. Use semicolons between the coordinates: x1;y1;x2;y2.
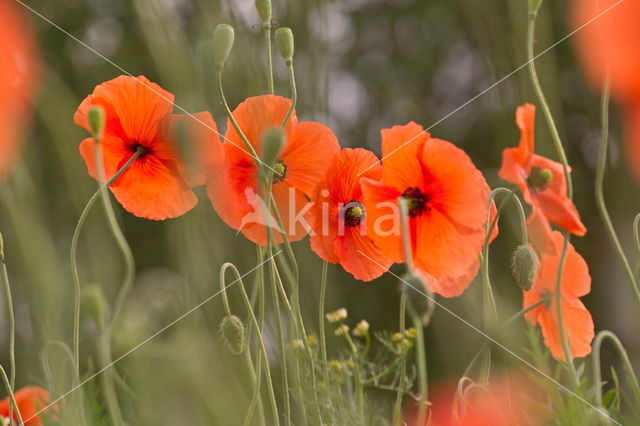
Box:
255;0;271;25
219;315;245;355
213;24;235;66
352;320;370;337
402;273;435;326
528;0;543;15
261;127;286;169
275;28;294;63
88;106;105;138
511;245;539;291
334;324;349;336
82;283;108;330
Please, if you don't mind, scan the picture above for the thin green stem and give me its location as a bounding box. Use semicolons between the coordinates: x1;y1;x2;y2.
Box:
0;365;23;426
98;331;124;426
506;298;546;324
592;330;640;407
595;75;640;307
70;147;144;378
0;234;17;392
634;214;640;259
319;261;330;397
91;142;136;330
281;62;297;128
392;290;407;425
412;313;428;426
264;24;274;95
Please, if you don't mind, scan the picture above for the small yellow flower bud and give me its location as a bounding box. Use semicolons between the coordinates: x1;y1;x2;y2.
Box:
329;360;342;372
306;334;318;346
405;328;417;339
399;338;413;352
334;324;349;336
213;24;235;66
352;320;370;337
88;106;105;138
392;332;403;342
345;359;356;369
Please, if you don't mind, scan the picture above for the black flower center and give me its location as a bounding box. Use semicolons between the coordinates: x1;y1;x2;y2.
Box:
402;187;429;217
343;201;365;227
273;160;287;184
526;166;553;191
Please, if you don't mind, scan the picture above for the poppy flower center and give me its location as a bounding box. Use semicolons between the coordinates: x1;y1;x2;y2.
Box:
343;201;365;227
272;160;287;184
527;167;553;190
128;142;150;158
402;187;429;217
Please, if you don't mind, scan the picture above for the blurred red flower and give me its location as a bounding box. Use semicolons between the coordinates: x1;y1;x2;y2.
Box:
523;231;594;361
0;0;40;180
499;104;586;254
74;75;221;220
361;123;496;297
572;0;640;180
308;148;393;281
207;95;340;246
405;374;543;426
0;386;50;425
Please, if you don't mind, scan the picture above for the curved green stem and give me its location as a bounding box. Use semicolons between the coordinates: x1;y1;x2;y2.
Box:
593;330;640;408
0;364;23;426
91;142;136;330
595;76;640;307
70;147;144;378
506;298;546;324
223;262;280;426
0;233;17;393
634;214;640;259
281;61;297;128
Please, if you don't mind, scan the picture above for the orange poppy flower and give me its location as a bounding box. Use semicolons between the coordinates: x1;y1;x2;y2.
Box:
0;0;39;180
74;75;222;220
0;386;50;425
572;0;640;180
361;123;496;297
499;104;586;254
308;148;393;281
523;231;594;361
207;95;340;246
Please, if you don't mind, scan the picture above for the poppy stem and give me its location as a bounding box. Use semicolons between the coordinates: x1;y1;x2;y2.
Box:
281;60;297;128
592;330;640;409
0;365;23;426
595;74;640;307
505;298;546;324
392;290;407;425
264;23;275;95
485;188;528;247
318;260;331;406
70;147;144;380
0;232;17;399
527;8;573;200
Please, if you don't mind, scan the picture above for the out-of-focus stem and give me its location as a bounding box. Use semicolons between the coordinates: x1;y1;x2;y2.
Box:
264;23;274;95
412;313;428;426
595;75;640;307
0;233;17;393
392;291;407;425
319;261;330;393
0;365;23;425
592;330;640;408
281;61;297;128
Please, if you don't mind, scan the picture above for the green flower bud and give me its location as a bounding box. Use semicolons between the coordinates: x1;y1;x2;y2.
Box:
261;127;286;169
511;245;539;291
391;332;403;342
219;315;245;355
88;106;105;138
213;24;235;66
402;273;435;326
255;0;272;25
275;27;294;63
405;328;417;339
82;283;108;330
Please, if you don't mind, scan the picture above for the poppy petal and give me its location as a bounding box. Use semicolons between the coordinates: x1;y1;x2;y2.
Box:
360;178;404;263
380;122;430;191
334;228;393;281
515;103;536;168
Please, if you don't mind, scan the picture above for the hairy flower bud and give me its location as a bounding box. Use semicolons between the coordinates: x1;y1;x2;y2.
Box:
213;24;235;66
511;245;539;291
261;127;286;169
255;0;272;24
219;315;245;355
402;273;435;326
275;27;294;63
88;105;105;138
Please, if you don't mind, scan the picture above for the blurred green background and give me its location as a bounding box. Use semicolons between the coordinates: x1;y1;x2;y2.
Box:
1;0;638;424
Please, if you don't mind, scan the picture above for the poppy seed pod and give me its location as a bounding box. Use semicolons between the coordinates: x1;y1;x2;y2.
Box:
511;245;539;291
82;283;108;329
255;0;271;25
213;24;235;66
88;106;105;138
219;315;245;355
261;127;286;169
275;27;294;63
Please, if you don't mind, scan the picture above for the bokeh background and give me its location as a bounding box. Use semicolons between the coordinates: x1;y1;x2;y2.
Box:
1;0;638;424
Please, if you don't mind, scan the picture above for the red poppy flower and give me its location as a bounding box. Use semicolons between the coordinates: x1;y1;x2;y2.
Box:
499;104;586;254
207;95;340;246
74;75;222;220
0;386;50;425
360;123;496;297
0;0;39;180
523;231;594;361
572;0;640;180
404;373;543;426
308;148;393;281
